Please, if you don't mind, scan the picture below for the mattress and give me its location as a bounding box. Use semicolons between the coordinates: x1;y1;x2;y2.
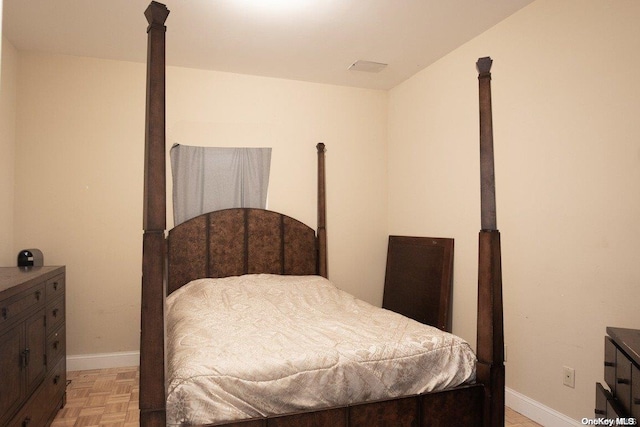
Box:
165;274;476;426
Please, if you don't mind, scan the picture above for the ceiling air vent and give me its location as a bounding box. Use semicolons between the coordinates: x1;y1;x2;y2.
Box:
348;60;388;73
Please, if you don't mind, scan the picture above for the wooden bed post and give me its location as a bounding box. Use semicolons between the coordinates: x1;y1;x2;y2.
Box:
476;57;505;427
141;2;169;427
317;143;328;278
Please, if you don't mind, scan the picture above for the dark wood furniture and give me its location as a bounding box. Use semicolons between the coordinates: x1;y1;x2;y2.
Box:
139;3;504;426
0;266;66;427
382;236;454;332
595;327;640;420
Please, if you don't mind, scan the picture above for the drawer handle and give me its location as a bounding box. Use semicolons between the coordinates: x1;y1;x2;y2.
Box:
617;378;630;385
53;340;59;350
604;361;615;367
21;348;31;367
595;409;606;415
53;374;61;385
35;290;41;301
53;281;59;290
52;308;59;317
22;417;31;427
1;307;6;320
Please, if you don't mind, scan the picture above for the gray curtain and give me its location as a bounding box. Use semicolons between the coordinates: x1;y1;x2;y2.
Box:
170;144;272;225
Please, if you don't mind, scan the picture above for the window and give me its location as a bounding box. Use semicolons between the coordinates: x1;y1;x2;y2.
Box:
170;144;272;225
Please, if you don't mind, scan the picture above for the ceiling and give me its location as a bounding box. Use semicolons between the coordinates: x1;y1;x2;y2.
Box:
2;0;533;90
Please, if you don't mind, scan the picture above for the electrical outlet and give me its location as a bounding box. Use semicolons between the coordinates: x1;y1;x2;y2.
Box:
563;366;575;388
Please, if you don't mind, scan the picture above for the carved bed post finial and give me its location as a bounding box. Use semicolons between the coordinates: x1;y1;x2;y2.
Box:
141;2;169;427
145;1;170;31
316;143;328;278
475;56;505;427
476;56;493;76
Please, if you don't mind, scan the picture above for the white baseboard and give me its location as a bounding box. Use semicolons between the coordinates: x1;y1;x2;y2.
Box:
66;351;140;372
506;387;581;427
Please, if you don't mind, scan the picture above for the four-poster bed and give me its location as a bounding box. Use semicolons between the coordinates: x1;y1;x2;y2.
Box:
139;2;505;426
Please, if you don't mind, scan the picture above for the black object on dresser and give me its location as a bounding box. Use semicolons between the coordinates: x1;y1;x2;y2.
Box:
595;327;640;421
0;266;66;427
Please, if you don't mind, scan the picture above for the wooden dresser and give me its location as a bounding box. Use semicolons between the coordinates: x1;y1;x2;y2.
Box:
595;327;640;421
0;266;66;427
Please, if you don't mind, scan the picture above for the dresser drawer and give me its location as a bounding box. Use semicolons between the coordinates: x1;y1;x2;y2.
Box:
595;383;608;418
47;323;66;368
617;349;633;414
45;274;65;301
46;296;65;333
0;284;45;329
43;357;66;412
604;336;617;393
595;382;627;419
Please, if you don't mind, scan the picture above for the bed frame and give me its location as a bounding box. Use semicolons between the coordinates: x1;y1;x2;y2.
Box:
139;2;504;426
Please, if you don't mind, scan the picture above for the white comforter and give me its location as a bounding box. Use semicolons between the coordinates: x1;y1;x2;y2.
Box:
165;274;476;426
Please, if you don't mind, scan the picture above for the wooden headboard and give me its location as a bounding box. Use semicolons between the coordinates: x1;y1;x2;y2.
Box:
167;208;319;294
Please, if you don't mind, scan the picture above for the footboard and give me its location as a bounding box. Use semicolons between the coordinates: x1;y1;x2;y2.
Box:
207;385;484;427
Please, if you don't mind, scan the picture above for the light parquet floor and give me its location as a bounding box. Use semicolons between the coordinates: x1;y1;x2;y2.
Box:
51;367;139;427
52;366;541;427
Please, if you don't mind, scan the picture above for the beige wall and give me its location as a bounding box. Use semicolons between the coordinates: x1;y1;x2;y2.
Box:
12;52;388;355
14;54;147;354
165;66;389;304
388;0;640;421
0;35;16;266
